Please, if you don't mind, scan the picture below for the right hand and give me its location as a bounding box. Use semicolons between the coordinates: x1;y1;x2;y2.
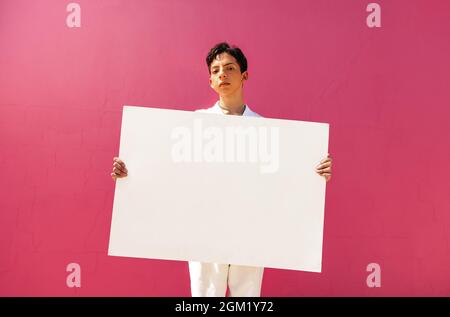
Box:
111;157;128;180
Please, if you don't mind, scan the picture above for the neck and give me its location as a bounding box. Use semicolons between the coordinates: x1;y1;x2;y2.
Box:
218;92;246;115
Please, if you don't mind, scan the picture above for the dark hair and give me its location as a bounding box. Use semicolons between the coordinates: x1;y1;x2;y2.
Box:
206;42;248;74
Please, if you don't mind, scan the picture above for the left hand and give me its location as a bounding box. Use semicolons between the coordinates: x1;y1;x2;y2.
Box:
316;154;332;182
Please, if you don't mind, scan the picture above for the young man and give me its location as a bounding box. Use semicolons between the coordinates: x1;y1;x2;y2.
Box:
111;42;333;297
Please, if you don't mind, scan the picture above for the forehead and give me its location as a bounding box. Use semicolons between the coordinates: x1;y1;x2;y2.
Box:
210;52;238;68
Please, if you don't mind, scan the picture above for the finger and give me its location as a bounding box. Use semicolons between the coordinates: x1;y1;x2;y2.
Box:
316;170;330;179
112;171;127;179
113;166;124;174
113;162;126;173
316;171;331;178
113;167;128;175
114;161;128;172
118;160;128;171
316;166;331;174
113;157;125;166
317;167;331;174
320;157;332;164
113;170;127;177
316;162;331;170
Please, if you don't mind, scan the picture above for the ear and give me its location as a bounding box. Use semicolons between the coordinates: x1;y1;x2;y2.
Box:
242;71;249;81
209;77;213;88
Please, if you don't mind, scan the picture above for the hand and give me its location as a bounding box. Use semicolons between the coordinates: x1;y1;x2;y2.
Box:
316;154;332;182
111;157;128;180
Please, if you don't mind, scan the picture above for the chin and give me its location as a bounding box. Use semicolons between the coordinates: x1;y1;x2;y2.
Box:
219;87;236;95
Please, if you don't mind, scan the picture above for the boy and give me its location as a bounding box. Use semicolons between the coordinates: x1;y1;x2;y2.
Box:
111;42;333;297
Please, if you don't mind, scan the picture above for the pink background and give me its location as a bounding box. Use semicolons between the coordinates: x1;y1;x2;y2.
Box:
1;0;450;296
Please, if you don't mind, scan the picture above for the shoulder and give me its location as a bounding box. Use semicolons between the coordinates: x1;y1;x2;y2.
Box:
195;102;222;114
195;107;216;114
243;106;262;118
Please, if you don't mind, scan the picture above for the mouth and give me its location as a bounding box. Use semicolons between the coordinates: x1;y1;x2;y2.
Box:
219;82;230;87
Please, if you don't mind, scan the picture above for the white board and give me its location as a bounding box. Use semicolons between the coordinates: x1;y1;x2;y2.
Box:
108;105;329;272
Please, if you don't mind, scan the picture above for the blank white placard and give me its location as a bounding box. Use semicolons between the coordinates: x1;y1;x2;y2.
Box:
108;105;329;272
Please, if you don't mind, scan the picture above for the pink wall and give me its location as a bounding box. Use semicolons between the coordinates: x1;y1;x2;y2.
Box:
1;0;450;296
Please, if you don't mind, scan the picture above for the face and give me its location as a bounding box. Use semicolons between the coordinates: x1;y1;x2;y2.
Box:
209;52;248;97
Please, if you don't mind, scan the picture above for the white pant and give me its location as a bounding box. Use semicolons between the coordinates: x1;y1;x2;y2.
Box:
189;261;264;297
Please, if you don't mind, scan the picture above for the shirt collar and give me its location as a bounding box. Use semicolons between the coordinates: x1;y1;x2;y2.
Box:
213;101;252;116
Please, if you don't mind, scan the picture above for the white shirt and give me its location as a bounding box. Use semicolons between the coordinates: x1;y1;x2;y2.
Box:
196;101;261;117
190;100;265;297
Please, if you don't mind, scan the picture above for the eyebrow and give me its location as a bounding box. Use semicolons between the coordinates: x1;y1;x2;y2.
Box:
211;62;236;69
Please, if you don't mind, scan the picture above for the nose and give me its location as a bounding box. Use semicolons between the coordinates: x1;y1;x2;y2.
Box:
218;68;227;79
